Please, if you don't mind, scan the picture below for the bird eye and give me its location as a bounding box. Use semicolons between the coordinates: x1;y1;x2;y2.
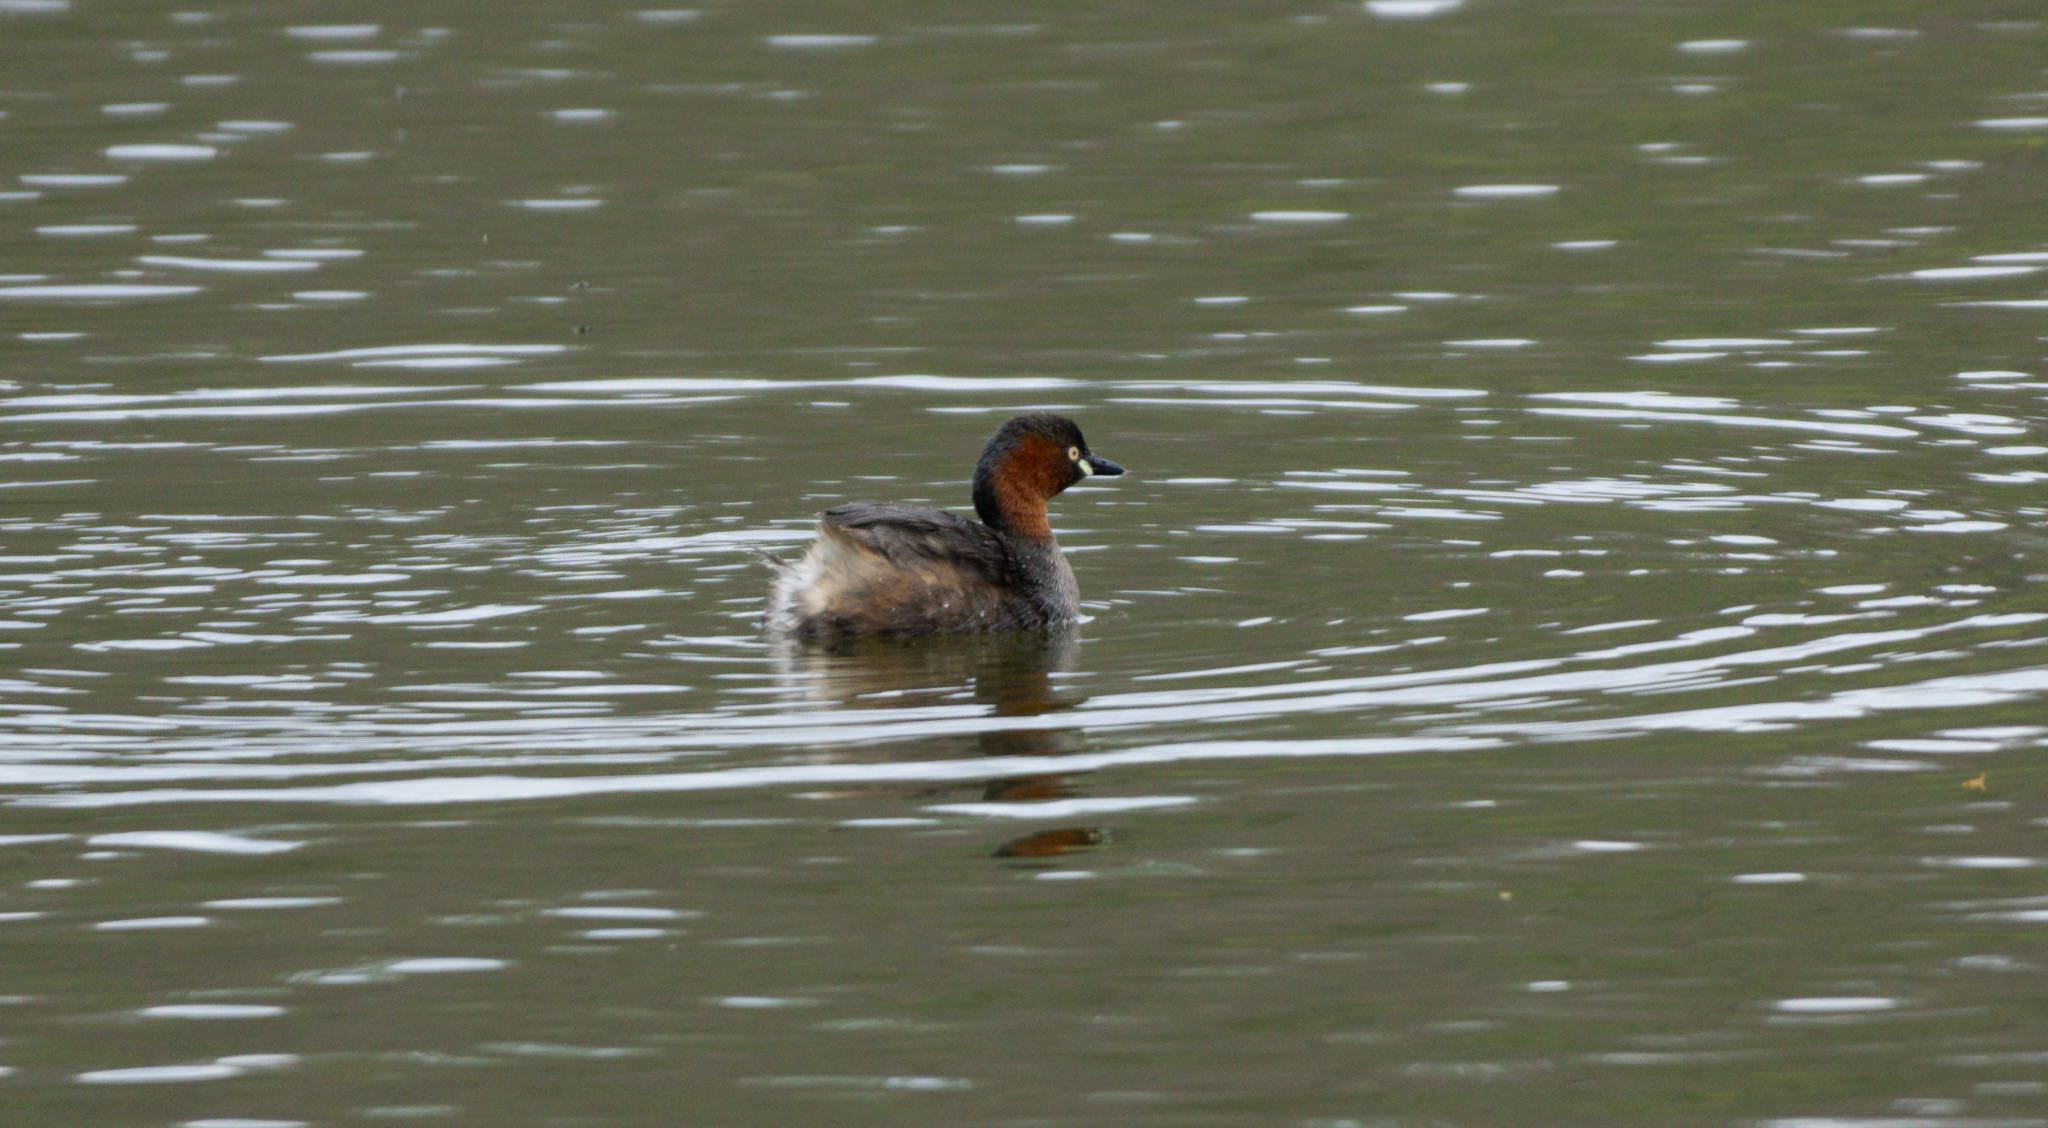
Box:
1067;446;1081;461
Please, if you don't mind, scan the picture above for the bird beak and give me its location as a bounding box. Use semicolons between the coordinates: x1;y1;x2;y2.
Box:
1082;454;1126;478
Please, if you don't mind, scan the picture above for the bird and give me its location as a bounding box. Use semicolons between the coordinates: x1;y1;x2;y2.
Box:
760;412;1124;639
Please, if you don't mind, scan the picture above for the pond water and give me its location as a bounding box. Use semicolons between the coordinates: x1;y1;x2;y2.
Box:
5;1;2048;1124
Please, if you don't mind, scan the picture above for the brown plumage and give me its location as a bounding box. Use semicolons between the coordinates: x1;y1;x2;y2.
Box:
761;414;1125;640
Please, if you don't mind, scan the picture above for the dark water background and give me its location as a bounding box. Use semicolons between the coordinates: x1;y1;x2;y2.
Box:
6;1;2048;1124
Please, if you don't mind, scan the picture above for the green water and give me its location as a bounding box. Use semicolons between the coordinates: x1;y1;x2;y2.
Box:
5;2;2048;1125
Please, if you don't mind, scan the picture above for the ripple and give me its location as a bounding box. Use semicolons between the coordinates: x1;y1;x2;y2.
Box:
14;737;1494;807
295;602;539;625
1131;379;1483;401
1773;996;1898;1013
285;23;379;39
262;343;566;364
385;957;507;974
1632;352;1726;363
88;830;302;855
1250;210;1348;224
141;1004;286;1019
856;374;1076;391
1526;403;1916;439
765;34;877;49
138;255;320;274
1454;184;1560;198
104;144;217;161
308;49;401;64
2;384;467;413
358;357;524;370
94;916;212;931
78;1064;242;1084
1924;857;2041;870
928;796;1198;818
21;173;127;188
1364;0;1464;18
1573;840;1645;853
38;224;138;237
1407;607;1488;622
544;906;693;921
266;249;361;261
1905;265;2040;281
0;284;199;300
523;377;794;393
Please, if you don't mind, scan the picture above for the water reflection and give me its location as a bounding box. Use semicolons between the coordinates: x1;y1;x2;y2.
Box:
775;631;1108;857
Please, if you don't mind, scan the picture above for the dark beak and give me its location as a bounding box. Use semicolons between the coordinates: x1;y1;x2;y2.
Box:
1084;454;1126;478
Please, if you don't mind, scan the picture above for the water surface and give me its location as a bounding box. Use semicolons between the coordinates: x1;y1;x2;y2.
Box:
6;2;2048;1124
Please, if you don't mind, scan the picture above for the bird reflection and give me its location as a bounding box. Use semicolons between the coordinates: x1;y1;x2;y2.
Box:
770;631;1108;859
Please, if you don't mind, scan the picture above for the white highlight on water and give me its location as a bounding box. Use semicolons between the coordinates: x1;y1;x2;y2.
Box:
105;144;217;161
88;831;302;855
1364;0;1464;19
1454;184;1560;198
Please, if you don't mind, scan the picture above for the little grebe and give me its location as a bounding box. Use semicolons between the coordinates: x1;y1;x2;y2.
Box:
762;413;1125;639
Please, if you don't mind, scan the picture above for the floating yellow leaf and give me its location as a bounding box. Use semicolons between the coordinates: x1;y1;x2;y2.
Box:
1963;773;1987;793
